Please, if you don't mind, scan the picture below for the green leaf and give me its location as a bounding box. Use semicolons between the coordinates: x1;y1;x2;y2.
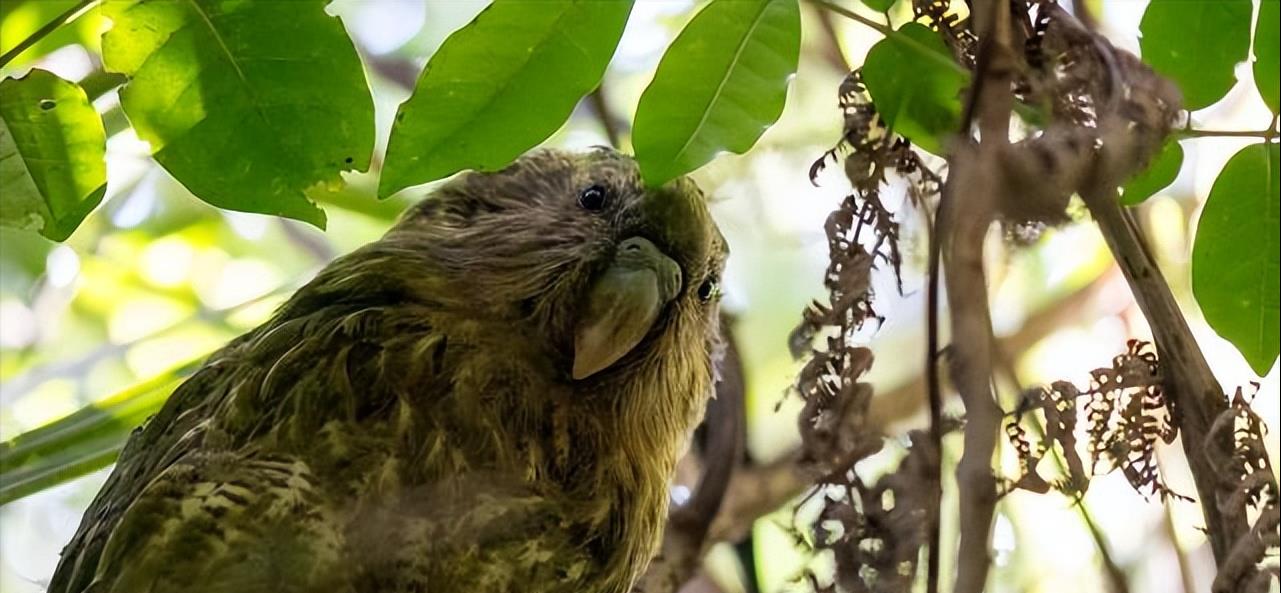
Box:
1121;141;1183;205
1191;143;1280;376
0;69;106;241
632;0;800;186
379;0;633;198
0;358;196;505
101;0;376;228
1255;0;1279;114
861;23;967;155
1140;0;1252;111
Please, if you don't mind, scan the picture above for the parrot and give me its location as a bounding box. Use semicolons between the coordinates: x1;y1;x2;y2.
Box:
48;147;728;593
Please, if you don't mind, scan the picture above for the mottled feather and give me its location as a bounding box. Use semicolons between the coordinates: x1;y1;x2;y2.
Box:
51;148;727;593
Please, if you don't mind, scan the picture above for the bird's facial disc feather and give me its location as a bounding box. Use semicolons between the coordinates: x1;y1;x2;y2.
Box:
573;237;682;379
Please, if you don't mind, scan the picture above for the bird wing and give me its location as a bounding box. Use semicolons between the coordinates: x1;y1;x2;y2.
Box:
49;356;234;593
84;450;345;593
51;298;444;593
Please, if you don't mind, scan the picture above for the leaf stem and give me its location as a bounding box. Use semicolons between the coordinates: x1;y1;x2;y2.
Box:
588;85;623;149
1179;128;1278;139
0;0;102;70
806;0;891;36
808;0;969;77
79;69;127;101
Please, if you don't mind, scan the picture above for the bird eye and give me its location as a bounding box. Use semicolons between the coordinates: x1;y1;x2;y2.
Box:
696;276;719;302
578;185;608;212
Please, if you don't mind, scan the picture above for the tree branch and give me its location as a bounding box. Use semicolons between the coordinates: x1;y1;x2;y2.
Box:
1180;128;1277;139
1079;183;1245;564
639;277;1110;593
939;1;1017;590
587;86;624;149
872;271;1112;428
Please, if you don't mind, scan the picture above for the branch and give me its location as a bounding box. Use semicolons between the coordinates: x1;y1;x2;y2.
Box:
940;1;1016;591
631;271;1110;593
707;453;811;544
939;147;1003;593
709;276;1108;540
872;271;1111;428
0;284;298;406
1179;128;1278;140
78;69;126;101
587;86;624;149
812;3;854;72
358;47;421;92
1180;115;1278;140
1079;182;1246;564
806;0;892;36
924;144;947;593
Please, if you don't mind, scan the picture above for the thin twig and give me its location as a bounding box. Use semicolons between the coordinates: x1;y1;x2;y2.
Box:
0;0;101;69
588;86;623;149
1155;450;1196;593
871;271;1112;428
806;0;892;36
993;348;1131;593
1072;498;1132;593
810;0;968;77
813;5;853;72
924;150;947;593
279;219;337;263
1178;128;1278;139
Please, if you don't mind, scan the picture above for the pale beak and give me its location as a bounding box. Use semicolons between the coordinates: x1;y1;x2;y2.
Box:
572;237;681;380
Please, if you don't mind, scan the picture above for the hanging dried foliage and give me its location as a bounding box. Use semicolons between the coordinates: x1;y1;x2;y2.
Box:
789;63;947;593
791;1;1274;591
1208;386;1280;593
1005;341;1189;500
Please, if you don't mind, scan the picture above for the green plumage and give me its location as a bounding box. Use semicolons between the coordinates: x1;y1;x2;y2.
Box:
51;149;727;593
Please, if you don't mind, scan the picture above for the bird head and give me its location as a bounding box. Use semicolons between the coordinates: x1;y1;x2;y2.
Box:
386;147;728;384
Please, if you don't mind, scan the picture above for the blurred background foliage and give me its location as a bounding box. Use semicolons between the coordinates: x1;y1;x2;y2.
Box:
0;1;1277;593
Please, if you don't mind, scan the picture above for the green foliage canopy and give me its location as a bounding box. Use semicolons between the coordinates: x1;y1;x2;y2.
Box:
1192;143;1280;376
101;0;376;228
860;22;967;156
1139;0;1252;111
379;0;634;197
632;0;801;186
1;0;1279;505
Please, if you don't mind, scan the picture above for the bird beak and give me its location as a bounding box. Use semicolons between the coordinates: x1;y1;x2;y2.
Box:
573;237;682;380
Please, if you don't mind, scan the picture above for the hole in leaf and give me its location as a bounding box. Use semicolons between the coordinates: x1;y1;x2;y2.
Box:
39;100;55;111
